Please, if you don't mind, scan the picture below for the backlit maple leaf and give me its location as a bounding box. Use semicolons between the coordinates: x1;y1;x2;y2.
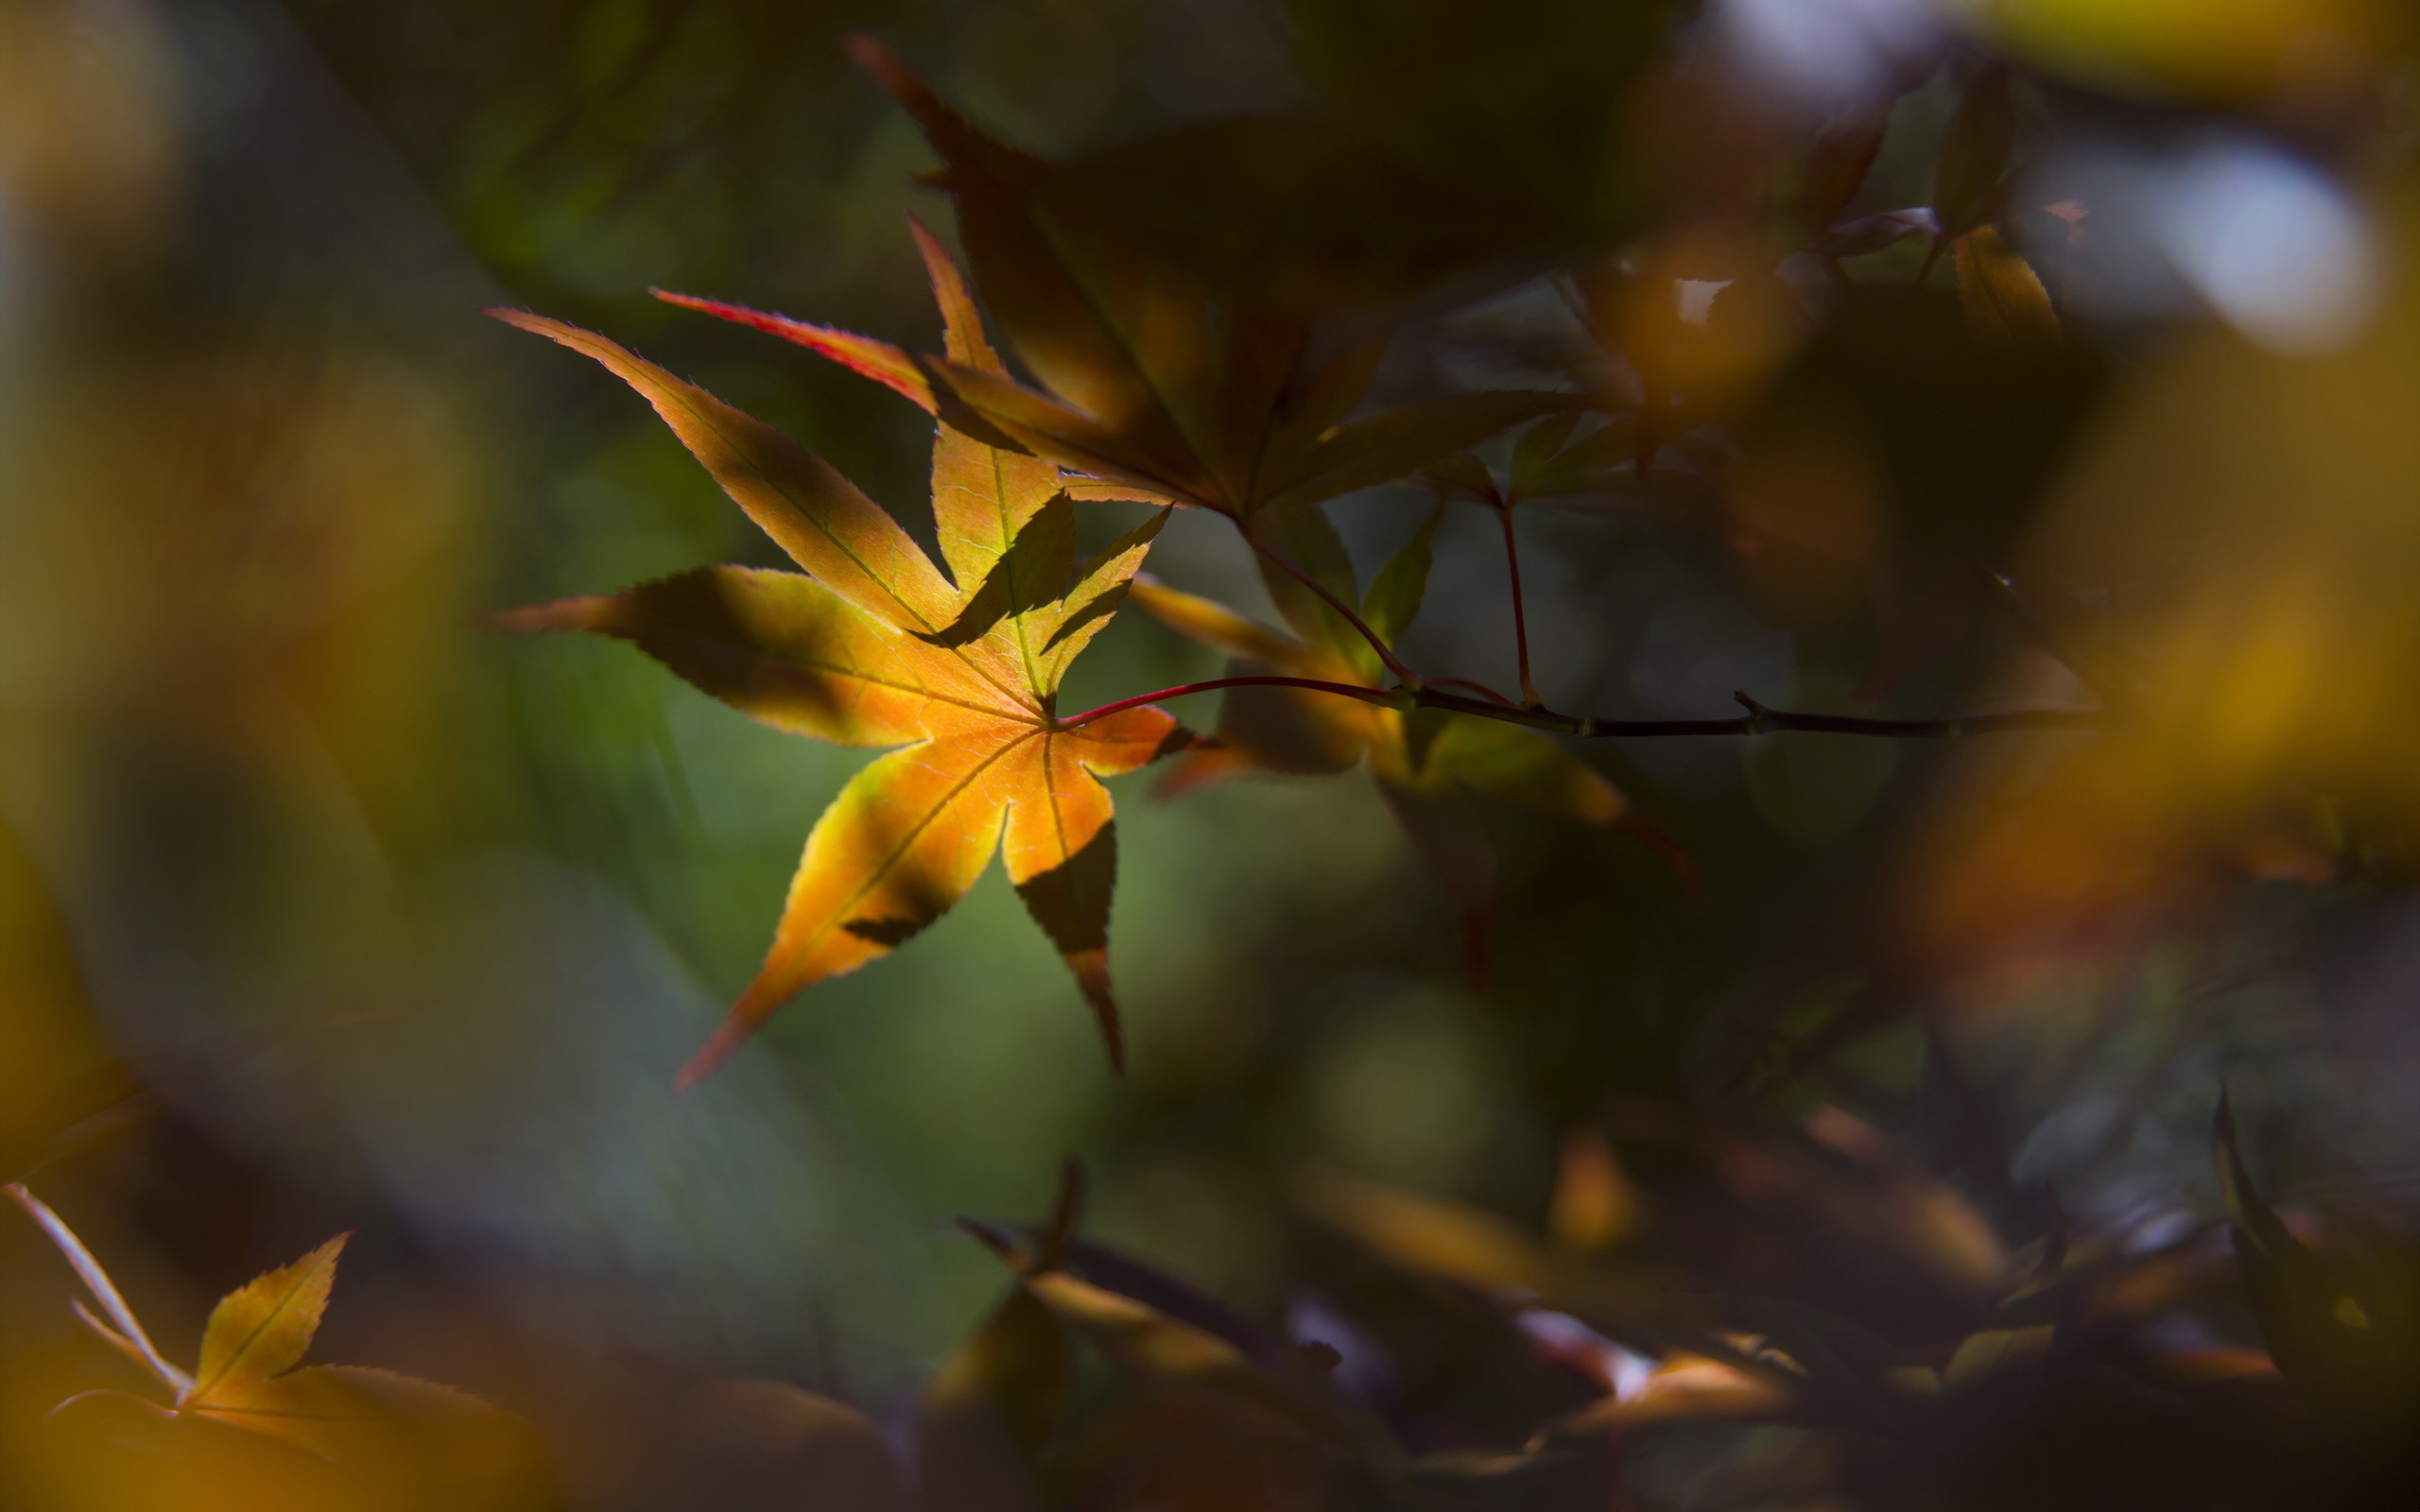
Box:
493;229;1186;1087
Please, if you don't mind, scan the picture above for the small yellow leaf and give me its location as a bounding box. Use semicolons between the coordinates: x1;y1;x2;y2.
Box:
1548;1129;1640;1253
1944;1324;2054;1386
1952;226;2059;345
188;1232;348;1408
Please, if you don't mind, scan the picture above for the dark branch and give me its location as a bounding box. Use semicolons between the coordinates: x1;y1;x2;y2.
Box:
1065;679;2103;742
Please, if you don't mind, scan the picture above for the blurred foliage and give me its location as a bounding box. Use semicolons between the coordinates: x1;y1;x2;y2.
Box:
4;0;2420;1506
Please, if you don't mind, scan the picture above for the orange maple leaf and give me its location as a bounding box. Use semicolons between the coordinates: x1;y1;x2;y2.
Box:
492;228;1186;1087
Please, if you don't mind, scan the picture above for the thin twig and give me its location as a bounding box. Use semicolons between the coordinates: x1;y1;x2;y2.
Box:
1495;503;1544;707
5;1183;193;1400
1248;537;1420;685
1061;677;2103;742
1060;676;1401;730
1429;677;1520;708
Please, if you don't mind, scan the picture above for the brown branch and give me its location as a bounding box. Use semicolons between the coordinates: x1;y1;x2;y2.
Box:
1067;679;2103;742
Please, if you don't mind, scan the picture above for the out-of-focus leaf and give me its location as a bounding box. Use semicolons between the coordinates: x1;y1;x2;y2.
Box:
1047;1390;1348;1512
1509;412;1582;492
853;43;1587;527
1415;450;1501;505
559;1361;906;1512
1374;772;1496;988
1933;64;2015;241
1537;1350;1795;1439
1360;504;1443;645
1251;499;1370;667
1952;226;2059;345
1284;0;1674;237
963;1222;1287;1367
1788;106;1895;246
1509;415;1640;503
1295;1167;1700;1337
851;40;1230;493
1425;719;1625;827
1132;573;1664;961
1128;578;1308;670
1548;1129;1642;1254
16;1205;553;1507
2212;1091;2420;1429
1817;206;1940;261
1021;1269;1402;1472
1050;113;1558;316
1720;1294;1906;1430
0;821;145;1187
1128;573;1376;789
193;1364;549;1490
919;1289;1068;1512
1953;0;2399;104
1943;1323;2054;1386
1401;1444;1611;1510
938;1192;1407;1511
1260;391;1583;516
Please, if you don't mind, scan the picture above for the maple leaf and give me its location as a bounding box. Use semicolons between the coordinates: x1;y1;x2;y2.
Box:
1950;224;2059;346
183;1232;348;1418
1128;546;1650;985
493;227;1188;1087
1;1187;544;1493
657;39;1577;543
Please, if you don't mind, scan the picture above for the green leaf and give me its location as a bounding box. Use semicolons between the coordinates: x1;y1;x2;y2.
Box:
1262;390;1582;515
918;1288;1067;1512
1952;226;2059;346
1361;502;1443;644
1251;500;1370;670
1511;415;1638;503
1414;451;1499;504
1933;64;2014;241
2212;1091;2420;1428
1428;718;1625;826
1508;412;1581;493
1788;104;1894;246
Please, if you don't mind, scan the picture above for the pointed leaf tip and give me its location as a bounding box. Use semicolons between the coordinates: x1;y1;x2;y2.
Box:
907;217;1000;373
190;1231;352;1408
1071;951;1127;1074
672;1020;750;1093
654;288;937;411
845;33;948;132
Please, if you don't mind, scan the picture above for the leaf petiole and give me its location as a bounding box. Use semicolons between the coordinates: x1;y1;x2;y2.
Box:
1247;537;1421;687
1494;501;1542;707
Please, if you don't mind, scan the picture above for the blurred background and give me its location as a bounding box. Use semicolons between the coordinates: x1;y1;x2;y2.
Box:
3;0;2417;1506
